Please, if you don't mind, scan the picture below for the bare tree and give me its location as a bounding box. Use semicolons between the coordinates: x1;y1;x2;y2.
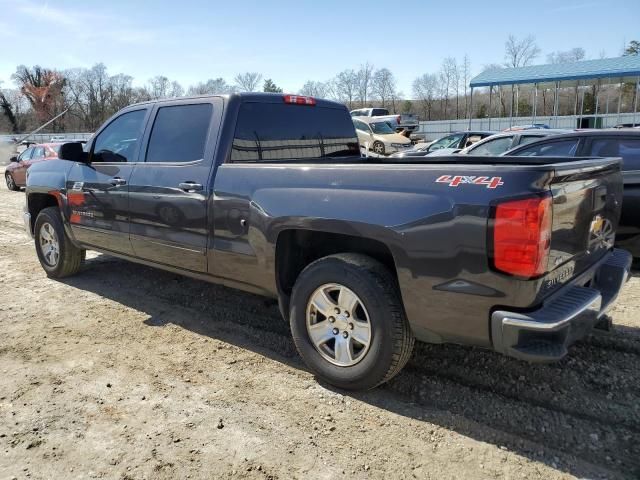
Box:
188;78;233;95
412;73;438;121
335;69;359;108
169;80;184;98
64;64;113;130
148;76;170;99
440;58;458;119
547;47;585;64
461;55;471;118
299;80;334;99
504;34;541;68
356;62;374;106
233;72;263;92
503;35;540;118
371;68;396;108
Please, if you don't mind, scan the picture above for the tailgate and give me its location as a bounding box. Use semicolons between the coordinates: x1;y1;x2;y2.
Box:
545;158;623;284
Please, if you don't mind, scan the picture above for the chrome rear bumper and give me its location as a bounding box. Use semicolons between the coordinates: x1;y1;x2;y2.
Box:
491;248;632;362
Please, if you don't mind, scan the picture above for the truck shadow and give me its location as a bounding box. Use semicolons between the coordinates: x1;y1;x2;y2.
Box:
59;254;640;480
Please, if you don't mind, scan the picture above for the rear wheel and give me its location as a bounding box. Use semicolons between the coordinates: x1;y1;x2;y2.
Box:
34;207;85;278
289;253;414;390
372;141;385;155
5;173;18;191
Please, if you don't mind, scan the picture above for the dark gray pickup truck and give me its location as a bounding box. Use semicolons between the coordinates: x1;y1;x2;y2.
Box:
23;93;632;390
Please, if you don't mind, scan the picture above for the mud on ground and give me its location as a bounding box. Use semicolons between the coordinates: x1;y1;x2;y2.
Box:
0;168;639;479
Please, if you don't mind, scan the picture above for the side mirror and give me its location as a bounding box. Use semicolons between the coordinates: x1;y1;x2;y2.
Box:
58;142;88;163
9;156;18;162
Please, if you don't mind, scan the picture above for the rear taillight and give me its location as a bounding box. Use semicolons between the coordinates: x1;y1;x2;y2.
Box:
492;194;552;278
283;94;316;106
396;115;401;125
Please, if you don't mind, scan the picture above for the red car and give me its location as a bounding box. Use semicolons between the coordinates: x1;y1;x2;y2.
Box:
5;143;62;191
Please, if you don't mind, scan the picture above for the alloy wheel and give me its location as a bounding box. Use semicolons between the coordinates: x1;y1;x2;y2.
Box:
306;283;372;367
39;222;60;267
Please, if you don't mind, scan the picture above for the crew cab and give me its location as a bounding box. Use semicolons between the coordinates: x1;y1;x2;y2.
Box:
350;107;419;132
23;93;631;390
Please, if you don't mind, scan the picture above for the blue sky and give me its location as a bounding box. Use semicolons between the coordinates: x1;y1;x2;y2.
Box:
0;0;638;96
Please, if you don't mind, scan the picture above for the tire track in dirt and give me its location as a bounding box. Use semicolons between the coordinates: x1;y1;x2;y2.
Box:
39;254;639;479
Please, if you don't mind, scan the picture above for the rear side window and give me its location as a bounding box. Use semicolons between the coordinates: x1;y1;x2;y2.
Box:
518;135;545;146
469;136;513;156
353;119;369;132
231;103;359;162
371;108;389;116
512;139;579;157
590;137;640;170
146;104;212;163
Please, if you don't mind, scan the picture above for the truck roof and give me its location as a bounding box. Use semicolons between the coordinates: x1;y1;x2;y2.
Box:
128;92;346;110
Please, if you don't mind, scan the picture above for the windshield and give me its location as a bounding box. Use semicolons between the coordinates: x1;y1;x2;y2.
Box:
370;122;395;135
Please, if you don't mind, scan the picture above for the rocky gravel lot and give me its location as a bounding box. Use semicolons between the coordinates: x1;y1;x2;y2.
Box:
0;165;639;479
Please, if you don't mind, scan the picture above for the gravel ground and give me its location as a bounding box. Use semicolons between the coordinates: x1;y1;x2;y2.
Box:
0;165;639;480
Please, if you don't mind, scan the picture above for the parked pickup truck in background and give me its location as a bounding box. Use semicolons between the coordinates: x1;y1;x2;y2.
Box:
350;107;419;132
24;93;631;390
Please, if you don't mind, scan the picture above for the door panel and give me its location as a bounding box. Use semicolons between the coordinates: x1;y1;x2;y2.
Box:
66;107;150;254
66;163;135;254
14;148;33;185
128;99;222;273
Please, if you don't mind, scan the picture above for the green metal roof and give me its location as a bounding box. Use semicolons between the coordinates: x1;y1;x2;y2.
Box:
470;56;640;87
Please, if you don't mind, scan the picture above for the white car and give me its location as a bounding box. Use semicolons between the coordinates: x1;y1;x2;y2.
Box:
353;117;412;156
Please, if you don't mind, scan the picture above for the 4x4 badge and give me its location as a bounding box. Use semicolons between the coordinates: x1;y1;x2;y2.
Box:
435;175;504;189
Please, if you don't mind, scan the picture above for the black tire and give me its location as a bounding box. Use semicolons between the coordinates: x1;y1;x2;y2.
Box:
372;141;385;155
289;253;414;390
34;207;85;278
5;173;18;191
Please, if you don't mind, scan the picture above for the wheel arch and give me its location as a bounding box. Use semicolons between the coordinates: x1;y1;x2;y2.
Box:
274;229;399;319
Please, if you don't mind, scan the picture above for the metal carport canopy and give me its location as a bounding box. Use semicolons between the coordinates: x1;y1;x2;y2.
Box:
470;56;640;87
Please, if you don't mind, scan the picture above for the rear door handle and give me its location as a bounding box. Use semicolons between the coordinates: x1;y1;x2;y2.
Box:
109;177;127;186
179;182;203;192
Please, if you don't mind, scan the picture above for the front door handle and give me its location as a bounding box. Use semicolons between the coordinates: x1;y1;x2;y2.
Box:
109;177;127;186
179;182;203;192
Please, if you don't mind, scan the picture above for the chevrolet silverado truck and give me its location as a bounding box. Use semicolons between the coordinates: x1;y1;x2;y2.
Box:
23;93;632;390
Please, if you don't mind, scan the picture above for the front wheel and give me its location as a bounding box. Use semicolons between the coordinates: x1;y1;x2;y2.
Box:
289;253;414;390
5;173;18;191
34;207;85;278
372;141;385;155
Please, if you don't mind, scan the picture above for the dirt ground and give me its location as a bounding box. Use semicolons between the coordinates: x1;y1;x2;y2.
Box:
1;164;639;480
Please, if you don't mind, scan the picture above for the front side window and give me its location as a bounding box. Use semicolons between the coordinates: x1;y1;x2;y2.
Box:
32;147;45;159
231;103;359;161
93;109;147;163
468;137;513;156
18;148;33;161
146;104;212;163
512;139;579;157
